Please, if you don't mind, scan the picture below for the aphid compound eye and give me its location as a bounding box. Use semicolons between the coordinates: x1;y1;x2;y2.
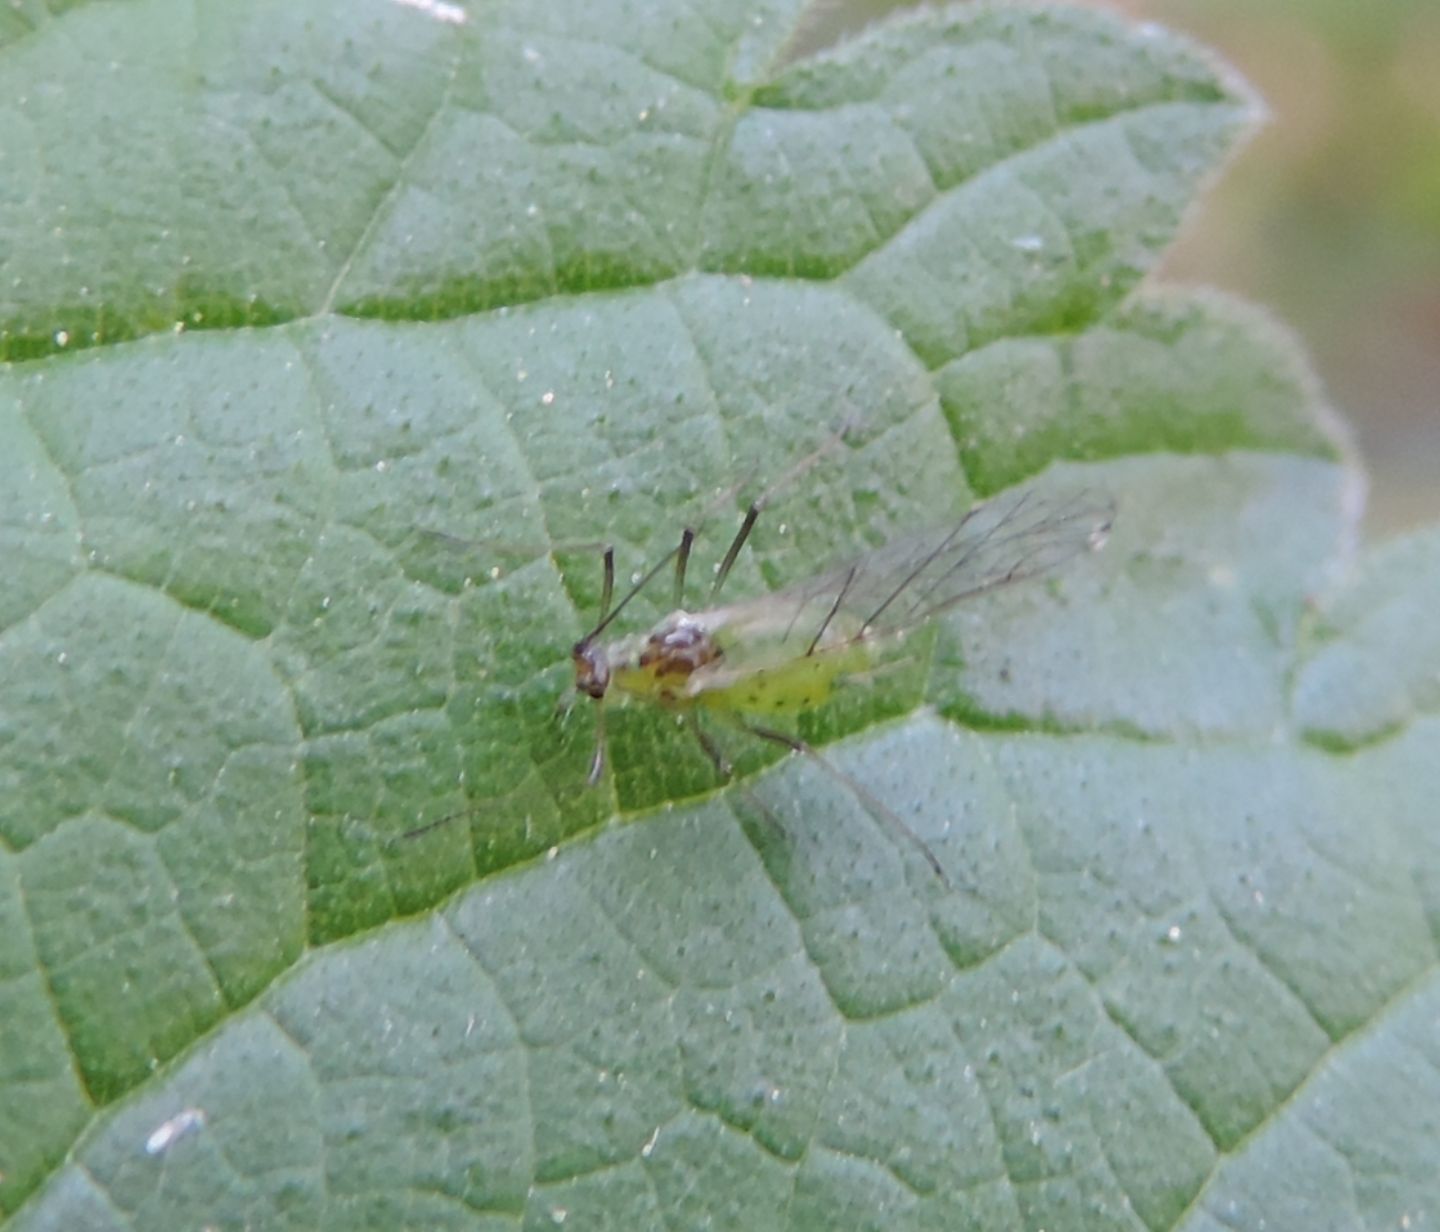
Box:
572;641;611;700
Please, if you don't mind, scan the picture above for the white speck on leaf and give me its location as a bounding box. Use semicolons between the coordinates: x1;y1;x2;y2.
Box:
145;1108;206;1156
391;0;468;24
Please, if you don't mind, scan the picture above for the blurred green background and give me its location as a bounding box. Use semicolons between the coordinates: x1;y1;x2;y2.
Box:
802;0;1440;536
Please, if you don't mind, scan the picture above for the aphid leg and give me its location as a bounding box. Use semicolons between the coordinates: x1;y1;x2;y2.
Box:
709;421;858;602
678;713;803;858
395;806;470;844
685;712;733;780
596;546;615;627
806;564;859;656
550;688;579;728
674;527;696;609
728;780;798;865
710;503;761;601
742;722;951;886
586;703;609;786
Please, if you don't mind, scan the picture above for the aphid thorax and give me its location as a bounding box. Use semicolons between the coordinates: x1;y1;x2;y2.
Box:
637;613;721;677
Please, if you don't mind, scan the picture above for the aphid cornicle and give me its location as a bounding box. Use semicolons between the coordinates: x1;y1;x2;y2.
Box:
569;486;1115;819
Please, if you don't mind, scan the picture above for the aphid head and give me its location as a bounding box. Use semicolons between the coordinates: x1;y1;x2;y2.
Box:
572;638;610;700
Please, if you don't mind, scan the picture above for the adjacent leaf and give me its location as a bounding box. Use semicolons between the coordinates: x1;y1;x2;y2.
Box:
1;2;1433;1230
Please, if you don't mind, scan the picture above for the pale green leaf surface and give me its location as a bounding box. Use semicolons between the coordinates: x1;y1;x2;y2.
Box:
2;1;1435;1229
1295;530;1440;749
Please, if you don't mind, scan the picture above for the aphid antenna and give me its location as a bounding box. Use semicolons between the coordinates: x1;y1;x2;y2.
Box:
706;418;861;604
594;546;615;626
673;528;696;609
411;526;610;571
586;703;609;786
708;503;761;603
578;540;685;647
623;417;864;615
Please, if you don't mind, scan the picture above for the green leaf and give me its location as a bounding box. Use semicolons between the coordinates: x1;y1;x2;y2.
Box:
1;2;1434;1229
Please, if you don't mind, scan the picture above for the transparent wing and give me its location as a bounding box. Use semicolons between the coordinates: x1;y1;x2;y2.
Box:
707;487;1115;655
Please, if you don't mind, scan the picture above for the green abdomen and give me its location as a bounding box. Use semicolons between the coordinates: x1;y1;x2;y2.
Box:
697;643;870;716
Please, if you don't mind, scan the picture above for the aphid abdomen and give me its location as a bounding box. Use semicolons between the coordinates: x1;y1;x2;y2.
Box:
698;644;869;716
